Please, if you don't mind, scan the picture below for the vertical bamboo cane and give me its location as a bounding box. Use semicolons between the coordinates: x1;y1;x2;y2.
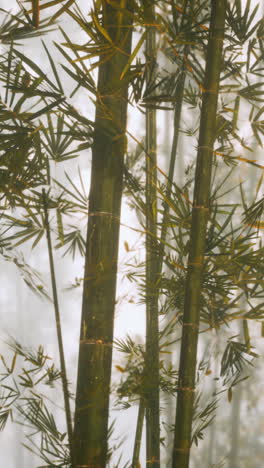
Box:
172;2;226;467
132;398;145;468
74;2;133;467
145;2;160;466
42;190;74;466
132;2;192;463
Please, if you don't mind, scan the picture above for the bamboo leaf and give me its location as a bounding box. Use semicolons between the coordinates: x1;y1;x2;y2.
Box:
120;31;146;80
91;11;113;45
48;0;75;25
42;41;64;94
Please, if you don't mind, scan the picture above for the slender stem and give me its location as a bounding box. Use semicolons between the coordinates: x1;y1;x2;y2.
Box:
207;335;219;467
32;0;40;27
42;189;74;466
158;47;188;274
131;398;145;468
158;0;191;272
229;385;242;468
145;3;160;466
172;2;226;467
132;3;191;462
229;319;244;468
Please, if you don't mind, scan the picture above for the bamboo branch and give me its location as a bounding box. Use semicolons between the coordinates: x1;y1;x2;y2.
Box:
32;0;40;27
42;189;74;467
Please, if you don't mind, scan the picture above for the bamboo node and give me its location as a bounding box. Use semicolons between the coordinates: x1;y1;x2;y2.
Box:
193;205;209;210
197;145;213;151
200;87;218;94
80;339;113;347
182;322;199;329
147;457;160;464
187;261;203;267
88;211;120;221
176;386;195;392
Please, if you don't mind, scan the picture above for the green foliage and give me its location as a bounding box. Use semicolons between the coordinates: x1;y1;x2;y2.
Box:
0;340;69;467
220;336;257;385
0;248;50;300
0;0;264;466
192;395;218;447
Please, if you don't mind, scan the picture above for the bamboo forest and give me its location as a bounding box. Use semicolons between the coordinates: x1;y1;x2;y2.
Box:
1;0;264;466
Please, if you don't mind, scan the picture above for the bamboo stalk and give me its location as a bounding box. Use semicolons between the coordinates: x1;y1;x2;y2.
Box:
131;3;191;463
73;2;133;467
158;0;192;271
229;316;245;468
207;336;219;468
172;2;226;467
229;384;242;468
42;189;74;466
161;51;189;468
144;3;160;467
158;45;189;273
132;398;145;468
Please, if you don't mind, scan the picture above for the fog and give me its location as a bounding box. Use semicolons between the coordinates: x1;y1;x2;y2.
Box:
1;1;264;467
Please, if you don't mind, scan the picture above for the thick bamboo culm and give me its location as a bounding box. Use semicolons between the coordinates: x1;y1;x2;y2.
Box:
73;2;133;467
